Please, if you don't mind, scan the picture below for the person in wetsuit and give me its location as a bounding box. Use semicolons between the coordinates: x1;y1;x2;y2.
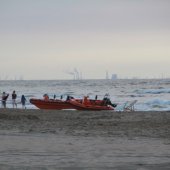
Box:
102;95;117;108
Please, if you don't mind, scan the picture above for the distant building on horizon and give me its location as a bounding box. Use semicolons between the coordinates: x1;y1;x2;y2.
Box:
111;74;117;80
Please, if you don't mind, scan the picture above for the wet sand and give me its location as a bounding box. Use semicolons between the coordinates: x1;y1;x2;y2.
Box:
0;109;170;138
0;109;170;169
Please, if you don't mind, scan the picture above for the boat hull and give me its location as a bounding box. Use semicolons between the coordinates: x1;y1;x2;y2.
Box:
68;100;114;111
30;98;115;111
30;99;74;110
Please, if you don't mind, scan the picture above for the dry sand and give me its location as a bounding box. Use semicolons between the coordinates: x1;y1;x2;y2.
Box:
0;109;170;169
0;109;170;138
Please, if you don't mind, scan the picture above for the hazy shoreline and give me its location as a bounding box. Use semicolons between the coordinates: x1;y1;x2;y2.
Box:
0;109;170;138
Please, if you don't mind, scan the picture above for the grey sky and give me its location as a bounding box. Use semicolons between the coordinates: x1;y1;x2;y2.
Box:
0;0;170;79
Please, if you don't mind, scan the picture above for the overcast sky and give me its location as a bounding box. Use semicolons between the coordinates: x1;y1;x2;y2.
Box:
0;0;170;80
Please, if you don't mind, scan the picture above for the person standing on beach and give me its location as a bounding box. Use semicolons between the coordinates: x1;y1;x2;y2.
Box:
12;90;17;108
1;92;9;108
21;95;27;109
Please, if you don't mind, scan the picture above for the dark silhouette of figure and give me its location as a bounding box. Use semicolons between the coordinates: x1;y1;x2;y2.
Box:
66;95;74;101
1;92;9;108
21;95;27;109
12;90;17;108
102;94;117;107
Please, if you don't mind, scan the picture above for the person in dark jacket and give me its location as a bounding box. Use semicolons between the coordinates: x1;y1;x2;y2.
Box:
1;92;9;108
21;95;27;109
12;90;17;108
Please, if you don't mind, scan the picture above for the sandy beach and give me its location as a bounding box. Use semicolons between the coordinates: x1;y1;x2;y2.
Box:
0;109;170;138
0;109;170;169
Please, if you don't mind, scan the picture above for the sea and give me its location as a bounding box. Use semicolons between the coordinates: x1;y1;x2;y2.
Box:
1;79;170;111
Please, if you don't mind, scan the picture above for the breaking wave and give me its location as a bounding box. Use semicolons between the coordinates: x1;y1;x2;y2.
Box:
135;88;170;94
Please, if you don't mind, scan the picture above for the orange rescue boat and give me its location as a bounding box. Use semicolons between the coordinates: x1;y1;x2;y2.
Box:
29;98;76;110
68;99;115;111
30;94;117;111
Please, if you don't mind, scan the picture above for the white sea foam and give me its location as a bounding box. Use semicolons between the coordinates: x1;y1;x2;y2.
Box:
135;99;170;111
136;88;170;94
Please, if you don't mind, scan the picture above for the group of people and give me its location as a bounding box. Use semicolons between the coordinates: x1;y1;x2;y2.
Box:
82;94;117;107
1;91;27;109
